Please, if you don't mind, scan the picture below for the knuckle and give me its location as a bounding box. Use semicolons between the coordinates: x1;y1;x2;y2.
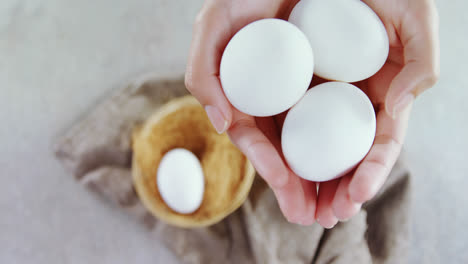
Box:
416;63;440;96
184;67;206;95
245;139;266;156
426;65;440;86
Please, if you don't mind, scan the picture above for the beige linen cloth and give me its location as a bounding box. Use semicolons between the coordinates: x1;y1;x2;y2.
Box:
54;74;411;264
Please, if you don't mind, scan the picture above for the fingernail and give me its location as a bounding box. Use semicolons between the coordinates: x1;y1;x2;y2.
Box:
316;216;338;229
205;105;228;134
392;93;414;119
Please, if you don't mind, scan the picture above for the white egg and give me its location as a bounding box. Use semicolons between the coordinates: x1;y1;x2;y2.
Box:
220;18;314;117
157;148;204;214
289;0;389;82
281;82;376;182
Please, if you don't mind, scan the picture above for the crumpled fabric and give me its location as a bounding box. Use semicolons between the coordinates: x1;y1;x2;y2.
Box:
55;74;411;264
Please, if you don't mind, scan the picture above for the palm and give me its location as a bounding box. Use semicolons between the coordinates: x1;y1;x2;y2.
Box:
309;3;415;226
224;0;408;226
363;50;403;112
217;0;316;224
188;0;437;227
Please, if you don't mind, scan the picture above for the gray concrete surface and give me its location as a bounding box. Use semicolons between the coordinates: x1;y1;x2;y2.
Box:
0;0;466;263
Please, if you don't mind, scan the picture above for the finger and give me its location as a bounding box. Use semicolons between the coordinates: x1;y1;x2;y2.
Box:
349;101;413;203
385;0;440;117
256;115;317;225
367;60;402;106
315;179;340;229
299;179;318;226
332;174;361;221
227;111;289;188
227;111;310;224
272;176;314;224
185;6;234;133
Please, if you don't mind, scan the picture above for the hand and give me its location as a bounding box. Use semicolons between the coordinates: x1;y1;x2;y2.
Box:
185;0;440;228
316;0;440;228
186;0;318;225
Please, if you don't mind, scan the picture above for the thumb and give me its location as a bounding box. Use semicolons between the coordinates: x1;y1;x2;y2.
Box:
185;6;233;133
385;1;440;118
385;60;436;118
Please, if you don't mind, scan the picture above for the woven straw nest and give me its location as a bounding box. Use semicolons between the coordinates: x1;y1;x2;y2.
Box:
132;96;255;228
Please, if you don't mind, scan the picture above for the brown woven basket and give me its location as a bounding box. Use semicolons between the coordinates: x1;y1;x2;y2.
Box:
132;96;255;228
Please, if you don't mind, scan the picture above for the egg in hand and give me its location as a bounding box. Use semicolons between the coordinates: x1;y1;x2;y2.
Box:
289;0;389;82
220;18;314;117
282;82;376;182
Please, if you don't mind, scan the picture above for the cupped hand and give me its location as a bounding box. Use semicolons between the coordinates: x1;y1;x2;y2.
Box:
185;0;318;225
185;0;440;228
316;0;440;228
